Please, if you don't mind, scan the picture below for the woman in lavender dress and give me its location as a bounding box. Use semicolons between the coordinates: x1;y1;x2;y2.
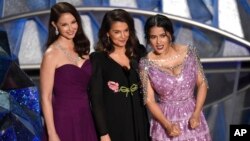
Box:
139;14;212;141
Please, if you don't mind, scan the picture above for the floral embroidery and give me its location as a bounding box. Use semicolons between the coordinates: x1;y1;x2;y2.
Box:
107;81;138;97
107;81;119;93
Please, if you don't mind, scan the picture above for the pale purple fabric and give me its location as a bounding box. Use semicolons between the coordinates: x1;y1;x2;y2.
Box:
139;47;212;141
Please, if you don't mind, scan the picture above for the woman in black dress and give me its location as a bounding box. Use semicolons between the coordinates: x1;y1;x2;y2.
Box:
90;9;150;141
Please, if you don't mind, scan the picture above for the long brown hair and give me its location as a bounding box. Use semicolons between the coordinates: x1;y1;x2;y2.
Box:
95;9;140;60
46;2;90;57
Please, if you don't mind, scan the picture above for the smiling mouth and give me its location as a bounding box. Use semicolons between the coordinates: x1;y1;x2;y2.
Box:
156;45;164;50
67;32;75;35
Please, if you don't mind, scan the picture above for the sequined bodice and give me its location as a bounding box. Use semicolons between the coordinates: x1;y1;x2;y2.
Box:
142;48;198;102
139;46;212;141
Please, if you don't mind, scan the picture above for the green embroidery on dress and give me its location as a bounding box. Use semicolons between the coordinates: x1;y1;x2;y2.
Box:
119;84;138;97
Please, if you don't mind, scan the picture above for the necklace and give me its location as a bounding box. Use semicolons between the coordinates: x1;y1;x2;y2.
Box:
164;63;183;70
56;43;81;64
149;53;181;63
149;53;184;71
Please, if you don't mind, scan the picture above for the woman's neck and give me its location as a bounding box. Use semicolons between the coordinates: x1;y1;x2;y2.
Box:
113;46;126;55
57;36;74;49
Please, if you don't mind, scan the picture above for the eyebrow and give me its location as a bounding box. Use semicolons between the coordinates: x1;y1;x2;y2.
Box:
111;28;128;32
150;32;166;36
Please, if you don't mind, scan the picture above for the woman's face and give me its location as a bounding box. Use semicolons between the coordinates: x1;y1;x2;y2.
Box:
107;21;129;48
148;26;171;55
54;13;78;40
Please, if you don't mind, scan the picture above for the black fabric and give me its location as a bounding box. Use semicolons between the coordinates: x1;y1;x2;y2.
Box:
89;51;150;141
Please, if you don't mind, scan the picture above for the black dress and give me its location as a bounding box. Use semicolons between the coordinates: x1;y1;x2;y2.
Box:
90;52;150;141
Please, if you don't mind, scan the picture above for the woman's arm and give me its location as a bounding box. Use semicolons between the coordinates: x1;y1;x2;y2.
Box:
89;52;110;141
139;59;181;137
189;48;208;129
194;71;208;115
40;48;60;141
145;80;181;136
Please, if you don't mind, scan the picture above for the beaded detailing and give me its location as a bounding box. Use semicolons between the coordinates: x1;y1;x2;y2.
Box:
139;45;209;104
148;49;187;72
150;61;183;71
149;53;181;63
148;50;189;77
192;46;209;88
139;58;150;104
56;44;81;65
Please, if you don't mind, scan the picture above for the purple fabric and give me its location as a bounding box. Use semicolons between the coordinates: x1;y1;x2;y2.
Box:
140;48;211;141
43;60;97;141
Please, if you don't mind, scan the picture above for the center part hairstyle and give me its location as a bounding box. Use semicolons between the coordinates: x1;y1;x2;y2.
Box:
144;14;175;43
95;9;140;59
46;2;90;56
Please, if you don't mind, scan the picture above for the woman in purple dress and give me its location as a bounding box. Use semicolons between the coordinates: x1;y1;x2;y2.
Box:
40;2;97;141
139;14;212;140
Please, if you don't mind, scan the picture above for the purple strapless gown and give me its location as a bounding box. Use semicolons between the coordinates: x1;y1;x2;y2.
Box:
139;47;211;141
43;60;97;141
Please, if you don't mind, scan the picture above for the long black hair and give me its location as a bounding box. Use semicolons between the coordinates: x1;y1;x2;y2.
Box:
144;14;175;43
95;9;141;60
46;2;90;56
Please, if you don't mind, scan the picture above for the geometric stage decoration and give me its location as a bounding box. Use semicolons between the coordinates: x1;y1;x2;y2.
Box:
0;30;43;141
0;88;42;141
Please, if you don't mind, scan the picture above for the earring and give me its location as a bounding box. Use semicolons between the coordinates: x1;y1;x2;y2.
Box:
55;28;59;35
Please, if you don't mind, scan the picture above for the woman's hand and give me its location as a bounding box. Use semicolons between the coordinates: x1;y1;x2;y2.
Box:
189;113;201;129
100;134;111;141
166;123;181;137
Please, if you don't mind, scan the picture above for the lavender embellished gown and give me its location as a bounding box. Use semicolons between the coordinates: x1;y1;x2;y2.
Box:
139;46;211;141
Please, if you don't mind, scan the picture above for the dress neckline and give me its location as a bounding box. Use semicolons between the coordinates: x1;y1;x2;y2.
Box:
56;59;90;70
146;47;190;77
106;54;131;71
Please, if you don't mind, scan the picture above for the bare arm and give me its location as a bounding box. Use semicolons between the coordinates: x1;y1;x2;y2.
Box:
145;80;181;136
40;48;60;140
194;71;208;115
139;59;180;137
189;48;208;129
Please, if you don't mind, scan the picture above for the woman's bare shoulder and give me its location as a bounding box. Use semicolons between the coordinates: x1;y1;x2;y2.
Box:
41;44;61;67
44;43;57;54
146;51;155;60
173;43;189;53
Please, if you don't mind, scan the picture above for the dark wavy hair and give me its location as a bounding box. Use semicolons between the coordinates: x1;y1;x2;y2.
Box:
46;2;90;57
144;14;175;43
95;9;140;59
